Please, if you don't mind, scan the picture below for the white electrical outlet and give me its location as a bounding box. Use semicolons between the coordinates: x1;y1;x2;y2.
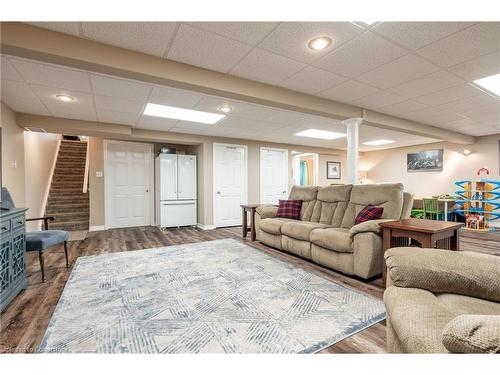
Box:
96;171;103;177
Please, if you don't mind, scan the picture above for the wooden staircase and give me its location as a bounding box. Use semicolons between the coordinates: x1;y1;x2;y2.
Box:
45;140;89;231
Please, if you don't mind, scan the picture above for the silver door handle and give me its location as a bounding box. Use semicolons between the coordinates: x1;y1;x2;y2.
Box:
146;189;150;192
216;191;221;194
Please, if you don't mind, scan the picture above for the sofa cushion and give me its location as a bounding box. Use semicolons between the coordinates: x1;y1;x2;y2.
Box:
281;221;331;241
276;199;302;220
442;315;500;353
341;183;404;229
436;293;500;316
289;186;318;222
315;184;352;226
259;218;295;235
310;227;352;253
354;205;384;225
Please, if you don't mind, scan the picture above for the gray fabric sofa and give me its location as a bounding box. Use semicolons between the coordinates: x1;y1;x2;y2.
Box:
384;247;500;353
255;183;413;279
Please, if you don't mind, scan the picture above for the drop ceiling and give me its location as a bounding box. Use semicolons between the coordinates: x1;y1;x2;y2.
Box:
0;54;440;151
18;21;500;138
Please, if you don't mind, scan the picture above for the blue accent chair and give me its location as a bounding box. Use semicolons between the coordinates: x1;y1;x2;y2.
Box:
2;188;70;282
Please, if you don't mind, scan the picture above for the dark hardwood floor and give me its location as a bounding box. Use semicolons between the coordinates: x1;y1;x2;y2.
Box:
0;226;498;354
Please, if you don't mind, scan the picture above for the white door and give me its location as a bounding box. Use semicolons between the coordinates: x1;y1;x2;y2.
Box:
177;155;197;200
213;143;247;227
160;154;177;201
106;141;153;229
260;147;289;204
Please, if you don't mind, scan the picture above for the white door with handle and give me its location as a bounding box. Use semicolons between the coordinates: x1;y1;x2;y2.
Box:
213;143;247;227
260;147;289;204
159;154;177;200
105;141;153;229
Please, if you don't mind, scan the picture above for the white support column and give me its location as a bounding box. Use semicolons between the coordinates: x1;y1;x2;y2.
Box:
342;117;363;184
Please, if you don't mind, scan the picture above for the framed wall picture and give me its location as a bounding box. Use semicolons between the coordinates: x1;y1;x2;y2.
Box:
407;149;444;172
326;161;341;179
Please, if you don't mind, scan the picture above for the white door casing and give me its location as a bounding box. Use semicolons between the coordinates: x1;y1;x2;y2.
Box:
105;140;153;229
213;143;247;227
260;147;289;204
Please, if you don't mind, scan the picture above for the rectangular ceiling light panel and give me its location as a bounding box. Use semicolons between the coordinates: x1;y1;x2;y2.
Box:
143;103;225;124
294;129;346;140
473;73;500;97
363;139;395;146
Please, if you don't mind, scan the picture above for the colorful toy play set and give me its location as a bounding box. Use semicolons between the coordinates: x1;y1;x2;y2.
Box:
455;167;500;232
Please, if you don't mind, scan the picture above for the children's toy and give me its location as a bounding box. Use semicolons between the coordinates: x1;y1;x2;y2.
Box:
455;167;500;231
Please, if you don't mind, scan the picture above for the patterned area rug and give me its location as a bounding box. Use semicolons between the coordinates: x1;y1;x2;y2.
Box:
40;239;385;353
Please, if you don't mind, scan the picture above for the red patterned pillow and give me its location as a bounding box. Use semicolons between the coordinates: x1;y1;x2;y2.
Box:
355;205;384;225
276;199;303;220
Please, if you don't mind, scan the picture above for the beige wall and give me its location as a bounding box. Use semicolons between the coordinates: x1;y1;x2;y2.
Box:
361;135;500;197
24;132;60;230
1;102;25;206
317;152;349;185
88;137;105;228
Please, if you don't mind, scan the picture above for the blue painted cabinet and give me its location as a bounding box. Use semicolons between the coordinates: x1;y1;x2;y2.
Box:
0;208;28;312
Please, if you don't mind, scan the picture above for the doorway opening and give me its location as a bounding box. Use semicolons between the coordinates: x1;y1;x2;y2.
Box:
292;152;319;186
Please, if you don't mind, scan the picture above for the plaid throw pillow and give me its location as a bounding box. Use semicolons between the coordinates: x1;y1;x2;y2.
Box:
276;199;303;220
355;205;384;225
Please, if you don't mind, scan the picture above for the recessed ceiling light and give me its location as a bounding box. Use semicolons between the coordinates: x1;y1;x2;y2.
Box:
294;129;346;140
473;73;500;97
363;139;395;146
463;149;472;155
307;36;333;51
143;103;225;124
56;94;74;102
218;105;233;113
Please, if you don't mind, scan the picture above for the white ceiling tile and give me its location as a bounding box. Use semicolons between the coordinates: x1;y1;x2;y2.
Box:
356;54;440;89
30;84;96;121
230;48;306;85
318;80;379;102
372;22;474;50
472;108;500;126
82;22;178;57
351;90;406;109
1;95;50;116
94;95;145;114
194;96;279;120
377;100;428;115
279;66;347;94
167;24;252;73
264;110;311;126
416;23;500;67
91;74;151;102
1;80;38;100
463;126;497;136
215;116;258;129
314;32;407;77
389;70;465;98
26;22;81;37
174;121;213;131
187;22;278;45
258;22;362;64
436;94;499;115
136;116;178;131
448;51;500;81
11;59;91;92
1;56;23;82
97;109;139;126
415;83;485;106
148;85;202;108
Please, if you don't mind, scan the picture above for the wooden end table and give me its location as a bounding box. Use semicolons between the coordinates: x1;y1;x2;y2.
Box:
379;218;464;287
240;204;260;241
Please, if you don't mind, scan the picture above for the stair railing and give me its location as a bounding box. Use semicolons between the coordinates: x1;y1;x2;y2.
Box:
83;139;90;194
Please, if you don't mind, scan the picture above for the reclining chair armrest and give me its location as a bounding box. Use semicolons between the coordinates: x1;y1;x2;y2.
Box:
442;315;500;354
256;206;278;219
385;247;500;303
349;219;394;238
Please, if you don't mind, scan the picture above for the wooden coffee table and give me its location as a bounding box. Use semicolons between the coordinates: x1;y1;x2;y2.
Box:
379;218;464;287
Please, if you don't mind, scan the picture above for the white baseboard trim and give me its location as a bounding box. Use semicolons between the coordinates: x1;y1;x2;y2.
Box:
197;223;216;231
89;225;106;232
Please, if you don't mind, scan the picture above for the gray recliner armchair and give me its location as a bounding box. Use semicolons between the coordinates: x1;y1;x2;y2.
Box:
1;188;70;282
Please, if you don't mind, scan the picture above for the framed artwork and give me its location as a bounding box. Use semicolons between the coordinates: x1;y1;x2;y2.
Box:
326;161;341;179
407;149;444;172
